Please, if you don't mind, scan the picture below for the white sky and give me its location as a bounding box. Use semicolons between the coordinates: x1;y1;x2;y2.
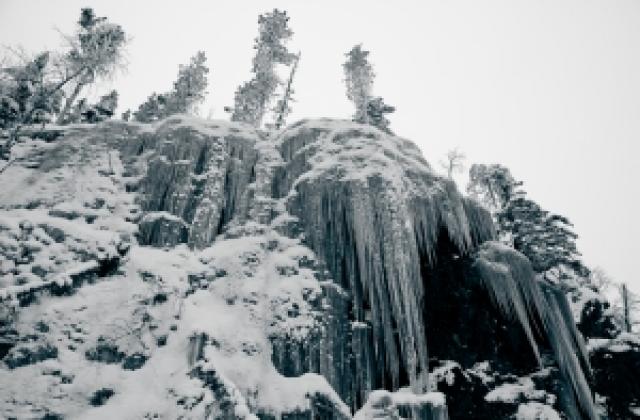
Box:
1;0;639;291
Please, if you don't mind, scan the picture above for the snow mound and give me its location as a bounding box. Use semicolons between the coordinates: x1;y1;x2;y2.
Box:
515;402;562;420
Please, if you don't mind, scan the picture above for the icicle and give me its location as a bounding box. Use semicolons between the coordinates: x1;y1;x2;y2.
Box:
540;287;598;420
274;122;496;396
545;286;592;376
473;242;599;420
472;247;543;365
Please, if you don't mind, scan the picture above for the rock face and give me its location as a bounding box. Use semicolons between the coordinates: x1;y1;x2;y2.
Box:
589;334;640;419
0;115;625;419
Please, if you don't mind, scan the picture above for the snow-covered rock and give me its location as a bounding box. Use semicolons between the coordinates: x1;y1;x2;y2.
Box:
0;115;610;419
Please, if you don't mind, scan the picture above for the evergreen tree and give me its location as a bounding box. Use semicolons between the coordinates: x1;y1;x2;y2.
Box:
231;9;295;127
467;163;587;283
82;89;118;123
498;195;585;277
0;7;126;159
366;96;395;132
133;51;209;122
0;51;64;159
467;163;522;213
343;44;374;124
133;92;168;123
169;51;209;115
0;52;62;130
57;8;127;123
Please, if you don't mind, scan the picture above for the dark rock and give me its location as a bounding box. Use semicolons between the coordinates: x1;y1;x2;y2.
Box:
85;338;125;364
31;265;48;278
590;335;640;419
19;220;34;233
89;388;115;406
0;339;16;359
39;224;66;243
60;374;74;384
4;341;58;369
84;214;98;224
116;240;131;256
137;213;188;247
578;298;619;339
152;292;167;305
34;320;49;333
122;352;147;370
48;209;81;220
430;362;495;419
41;413;63;420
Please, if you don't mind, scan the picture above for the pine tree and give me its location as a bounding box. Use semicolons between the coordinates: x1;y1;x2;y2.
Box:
498;196;585;278
0;7;126;159
168;51;209;115
0;51;64;158
467;163;587;282
366;96;395;132
231;9;295;127
467;164;522;213
343;44;374;124
133;92;168;123
133;51;209;122
57;8;127;123
0;52;62;130
82;89;118;123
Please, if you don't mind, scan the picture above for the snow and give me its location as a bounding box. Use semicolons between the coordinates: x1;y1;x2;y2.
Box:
516;402;562;420
353;389;446;420
392;389;446;407
467;361;496;386
485;375;555;406
588;332;640;353
0;222;344;418
278;118;433;197
430;360;460;387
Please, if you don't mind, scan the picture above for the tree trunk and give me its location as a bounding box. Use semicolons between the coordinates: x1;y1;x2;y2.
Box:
274;52;300;130
623;283;631;333
57;78;86;124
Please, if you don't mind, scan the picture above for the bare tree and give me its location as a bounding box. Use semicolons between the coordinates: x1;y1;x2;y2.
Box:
439;148;466;179
620;283;639;333
591;268;640;333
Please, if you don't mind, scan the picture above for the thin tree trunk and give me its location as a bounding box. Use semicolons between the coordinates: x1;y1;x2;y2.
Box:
623;283;631;333
57;78;86;124
274;52;300;130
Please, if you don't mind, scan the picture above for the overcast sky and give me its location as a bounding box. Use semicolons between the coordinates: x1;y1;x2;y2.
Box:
1;0;639;291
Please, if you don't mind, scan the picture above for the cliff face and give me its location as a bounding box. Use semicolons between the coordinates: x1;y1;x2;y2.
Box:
0;116;602;419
